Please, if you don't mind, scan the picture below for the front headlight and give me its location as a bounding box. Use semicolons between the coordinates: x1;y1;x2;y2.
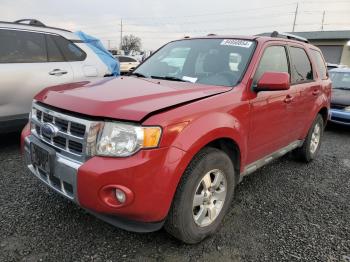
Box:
345;106;350;112
96;122;162;157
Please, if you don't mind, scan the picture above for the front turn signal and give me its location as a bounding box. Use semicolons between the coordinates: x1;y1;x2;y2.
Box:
142;127;162;148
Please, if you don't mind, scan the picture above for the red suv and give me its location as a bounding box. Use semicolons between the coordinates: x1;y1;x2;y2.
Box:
21;33;331;243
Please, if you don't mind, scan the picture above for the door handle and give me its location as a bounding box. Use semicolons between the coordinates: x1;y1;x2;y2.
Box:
49;69;68;76
312;89;320;96
284;94;293;104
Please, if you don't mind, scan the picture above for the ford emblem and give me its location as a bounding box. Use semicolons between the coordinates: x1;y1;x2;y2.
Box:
41;123;59;138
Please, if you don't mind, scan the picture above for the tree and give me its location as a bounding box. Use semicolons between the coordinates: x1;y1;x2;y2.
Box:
121;35;142;54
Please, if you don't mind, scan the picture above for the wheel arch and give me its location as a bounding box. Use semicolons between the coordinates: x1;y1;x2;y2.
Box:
206;138;241;185
318;107;328;124
301;105;329;138
169;112;247;175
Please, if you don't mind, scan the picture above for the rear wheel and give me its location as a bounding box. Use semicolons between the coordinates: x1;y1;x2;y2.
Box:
165;147;236;244
293;114;324;162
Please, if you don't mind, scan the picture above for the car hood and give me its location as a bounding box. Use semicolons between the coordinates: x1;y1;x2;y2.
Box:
331;88;350;106
35;77;230;122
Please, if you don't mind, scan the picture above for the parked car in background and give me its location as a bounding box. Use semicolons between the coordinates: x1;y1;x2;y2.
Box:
0;19;113;133
329;68;350;125
21;32;330;244
116;55;140;74
326;63;347;71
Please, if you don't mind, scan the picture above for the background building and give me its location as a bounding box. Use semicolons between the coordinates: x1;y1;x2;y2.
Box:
293;31;350;66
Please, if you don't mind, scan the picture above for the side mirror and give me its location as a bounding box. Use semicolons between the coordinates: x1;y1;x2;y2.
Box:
256;72;290;91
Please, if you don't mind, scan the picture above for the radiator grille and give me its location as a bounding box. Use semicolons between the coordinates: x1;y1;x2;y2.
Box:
31;103;91;160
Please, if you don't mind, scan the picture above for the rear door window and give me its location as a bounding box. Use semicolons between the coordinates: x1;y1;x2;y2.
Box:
310;49;327;80
46;35;65;62
289;47;313;84
51;35;86;61
0;29;47;63
254;45;289;84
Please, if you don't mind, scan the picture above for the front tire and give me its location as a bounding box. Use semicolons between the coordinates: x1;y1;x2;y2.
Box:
165;147;236;244
293;114;324;162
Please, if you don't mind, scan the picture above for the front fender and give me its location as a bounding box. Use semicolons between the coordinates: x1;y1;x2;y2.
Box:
166;112;247;173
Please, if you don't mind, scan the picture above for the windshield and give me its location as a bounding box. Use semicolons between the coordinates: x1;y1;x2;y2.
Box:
329;71;350;90
133;38;256;87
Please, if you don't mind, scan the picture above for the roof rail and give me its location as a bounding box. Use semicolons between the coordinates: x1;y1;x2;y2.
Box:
14;19;46;27
270;31;309;43
0;19;72;33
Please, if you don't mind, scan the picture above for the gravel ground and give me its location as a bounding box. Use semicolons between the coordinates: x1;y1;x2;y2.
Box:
0;124;349;262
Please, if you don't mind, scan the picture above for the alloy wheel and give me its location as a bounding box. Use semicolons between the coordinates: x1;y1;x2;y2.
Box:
192;169;227;227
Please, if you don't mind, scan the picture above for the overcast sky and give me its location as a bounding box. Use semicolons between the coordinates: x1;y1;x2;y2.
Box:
1;0;350;50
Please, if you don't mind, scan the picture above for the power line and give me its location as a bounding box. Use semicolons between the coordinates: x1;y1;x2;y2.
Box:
121;2;299;20
292;3;299;32
123;13;295;27
321;10;326;31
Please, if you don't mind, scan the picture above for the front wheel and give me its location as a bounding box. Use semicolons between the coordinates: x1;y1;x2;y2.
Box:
293;114;324;162
165;147;236;244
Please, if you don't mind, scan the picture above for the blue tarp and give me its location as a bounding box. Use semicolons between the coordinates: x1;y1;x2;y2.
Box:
75;31;120;76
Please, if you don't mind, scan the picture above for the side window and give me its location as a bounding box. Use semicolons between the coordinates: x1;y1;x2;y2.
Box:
122;57;137;62
46;35;65;62
51;35;86;61
118;56;137;62
254;46;289;83
117;56;128;62
0;29;47;63
229;53;242;71
194;49;218;75
289;47;313;84
310;49;327;80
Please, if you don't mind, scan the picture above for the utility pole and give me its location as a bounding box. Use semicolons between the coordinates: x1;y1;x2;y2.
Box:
321;10;325;31
120;19;123;50
292;3;299;32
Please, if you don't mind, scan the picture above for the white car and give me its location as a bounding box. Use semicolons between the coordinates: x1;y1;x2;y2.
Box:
116;55;140;74
0;19;113;133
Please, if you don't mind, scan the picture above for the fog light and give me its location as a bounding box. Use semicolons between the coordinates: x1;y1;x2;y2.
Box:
115;189;126;203
99;185;134;208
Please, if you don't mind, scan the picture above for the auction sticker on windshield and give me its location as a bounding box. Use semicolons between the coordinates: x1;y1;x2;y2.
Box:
220;39;253;48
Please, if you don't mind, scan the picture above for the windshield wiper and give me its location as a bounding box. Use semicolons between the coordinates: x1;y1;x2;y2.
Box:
128;72;147;78
150;75;190;82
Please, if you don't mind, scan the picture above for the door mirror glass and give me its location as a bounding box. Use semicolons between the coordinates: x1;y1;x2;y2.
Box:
256;72;290;91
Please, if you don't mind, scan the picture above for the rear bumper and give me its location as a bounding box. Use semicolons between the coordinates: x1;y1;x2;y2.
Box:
329;109;350;126
23;133;186;231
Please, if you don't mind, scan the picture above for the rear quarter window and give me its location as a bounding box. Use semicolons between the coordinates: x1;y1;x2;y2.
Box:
310;49;328;80
289;46;313;84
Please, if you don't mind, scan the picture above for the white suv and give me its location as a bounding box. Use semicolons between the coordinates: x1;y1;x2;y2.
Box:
0;19;113;133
